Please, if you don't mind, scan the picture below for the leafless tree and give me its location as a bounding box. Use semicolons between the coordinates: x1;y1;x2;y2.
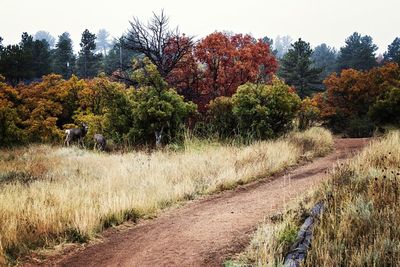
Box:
123;10;194;78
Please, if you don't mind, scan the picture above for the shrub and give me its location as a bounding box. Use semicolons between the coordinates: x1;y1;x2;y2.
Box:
232;78;301;139
0;106;25;146
0;80;25;146
345;116;375;138
127;86;197;146
298;97;320;130
125;58;197;146
368;86;400;126
208;96;237;138
74;76;133;145
18;75;66;143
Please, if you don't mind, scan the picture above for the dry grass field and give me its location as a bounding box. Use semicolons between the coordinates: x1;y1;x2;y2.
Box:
0;127;333;264
230;131;400;267
305;130;400;266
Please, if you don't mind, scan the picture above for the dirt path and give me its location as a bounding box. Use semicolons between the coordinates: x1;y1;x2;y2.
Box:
53;138;368;267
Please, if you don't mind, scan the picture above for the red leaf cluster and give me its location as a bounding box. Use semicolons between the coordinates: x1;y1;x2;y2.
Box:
167;32;278;111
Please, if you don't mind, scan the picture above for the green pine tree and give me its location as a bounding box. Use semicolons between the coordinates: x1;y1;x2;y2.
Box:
384;37;400;65
279;38;322;98
0;33;51;84
337;32;378;71
76;29;102;78
52;32;76;78
103;37;139;74
311;43;337;81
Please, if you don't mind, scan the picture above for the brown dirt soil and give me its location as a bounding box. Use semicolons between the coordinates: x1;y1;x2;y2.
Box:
30;138;369;267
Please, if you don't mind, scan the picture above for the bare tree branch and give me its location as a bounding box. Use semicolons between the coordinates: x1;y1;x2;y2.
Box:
123;11;194;78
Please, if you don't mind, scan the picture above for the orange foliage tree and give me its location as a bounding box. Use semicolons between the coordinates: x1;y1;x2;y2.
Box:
0;74;134;146
0;75;25;145
74;76;133;143
315;63;400;132
168;32;278;111
298;97;320;130
18;74;68;142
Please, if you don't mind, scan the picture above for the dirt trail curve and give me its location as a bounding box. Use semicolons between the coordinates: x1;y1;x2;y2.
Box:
53;138;368;267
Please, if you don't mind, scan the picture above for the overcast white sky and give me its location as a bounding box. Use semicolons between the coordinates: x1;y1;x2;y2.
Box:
1;0;398;54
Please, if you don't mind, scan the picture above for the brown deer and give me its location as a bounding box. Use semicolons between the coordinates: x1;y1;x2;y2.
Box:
64;123;89;148
93;134;106;151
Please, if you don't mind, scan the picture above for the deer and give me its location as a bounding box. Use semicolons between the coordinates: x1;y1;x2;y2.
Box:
93;134;106;151
64;123;89;148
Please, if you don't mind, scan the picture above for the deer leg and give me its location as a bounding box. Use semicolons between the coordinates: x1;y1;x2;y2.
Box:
80;138;85;149
65;137;70;147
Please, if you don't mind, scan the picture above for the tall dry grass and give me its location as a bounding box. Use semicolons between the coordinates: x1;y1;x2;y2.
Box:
225;195;314;267
231;131;400;267
305;131;400;266
0;127;332;264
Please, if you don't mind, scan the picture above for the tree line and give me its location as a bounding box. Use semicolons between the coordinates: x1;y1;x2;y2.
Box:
1;11;400;147
1;20;399;92
0;29;138;86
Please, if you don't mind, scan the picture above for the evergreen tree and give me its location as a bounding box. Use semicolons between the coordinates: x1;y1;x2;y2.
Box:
52;32;76;78
103;37;139;75
383;37;400;65
262;36;277;55
311;43;338;80
34;31;56;48
337;32;378;71
274;35;292;58
76;29;102;78
20;32;51;81
32;38;51;78
95;29;111;56
0;44;24;85
0;32;51;84
19;32;36;80
279;38;322;98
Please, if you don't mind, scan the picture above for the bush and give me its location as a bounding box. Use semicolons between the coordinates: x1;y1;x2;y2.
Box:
74;76;133;145
368;86;400;126
125;58;197;146
208;96;237;138
298;97;320;130
345;116;375;138
0;106;25;146
0;80;25;146
127;86;197;146
18;75;66;143
232;78;301;139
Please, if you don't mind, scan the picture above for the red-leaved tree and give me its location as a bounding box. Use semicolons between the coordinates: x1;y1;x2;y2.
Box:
168;32;278;111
